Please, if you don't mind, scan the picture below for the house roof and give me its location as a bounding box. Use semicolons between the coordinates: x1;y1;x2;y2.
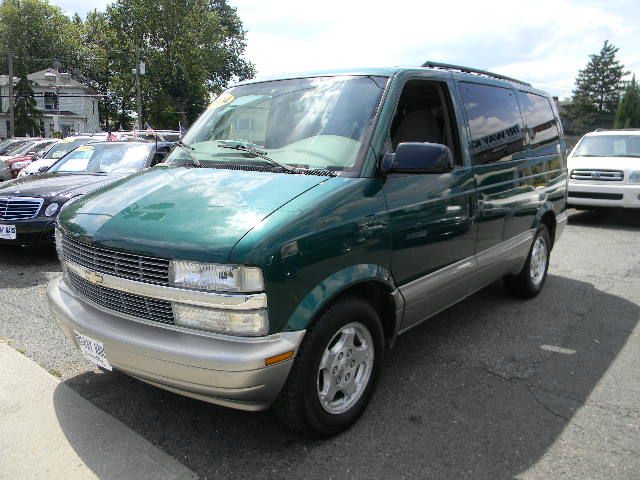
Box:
0;69;95;94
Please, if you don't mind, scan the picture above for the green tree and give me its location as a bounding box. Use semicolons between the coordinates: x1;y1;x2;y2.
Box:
106;0;254;129
13;76;42;136
565;40;627;133
614;75;640;128
0;0;82;135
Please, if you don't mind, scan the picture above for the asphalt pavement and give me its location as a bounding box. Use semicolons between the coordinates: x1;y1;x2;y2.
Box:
0;209;638;479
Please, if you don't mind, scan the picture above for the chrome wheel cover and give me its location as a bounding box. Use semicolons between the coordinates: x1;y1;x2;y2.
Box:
317;322;374;415
529;236;548;286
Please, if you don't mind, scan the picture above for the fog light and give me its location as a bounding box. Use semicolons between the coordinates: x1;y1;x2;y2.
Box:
172;303;268;336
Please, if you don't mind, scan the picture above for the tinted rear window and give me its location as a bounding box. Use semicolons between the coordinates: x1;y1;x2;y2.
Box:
518;92;559;156
460;82;525;165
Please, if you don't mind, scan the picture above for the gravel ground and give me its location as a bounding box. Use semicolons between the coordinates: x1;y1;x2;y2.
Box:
0;209;639;479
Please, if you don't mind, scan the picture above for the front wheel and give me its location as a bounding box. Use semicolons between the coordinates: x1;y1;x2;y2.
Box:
273;296;384;436
503;225;551;298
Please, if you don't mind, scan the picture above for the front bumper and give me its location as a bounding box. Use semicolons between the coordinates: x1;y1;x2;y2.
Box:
0;217;56;245
48;276;305;411
568;182;640;208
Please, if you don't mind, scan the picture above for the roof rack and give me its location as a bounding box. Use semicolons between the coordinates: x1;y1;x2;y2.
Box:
421;61;531;87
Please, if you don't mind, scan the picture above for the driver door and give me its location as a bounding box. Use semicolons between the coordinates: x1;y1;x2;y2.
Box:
381;76;477;331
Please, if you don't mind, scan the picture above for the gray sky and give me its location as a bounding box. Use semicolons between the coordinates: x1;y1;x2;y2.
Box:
52;0;640;99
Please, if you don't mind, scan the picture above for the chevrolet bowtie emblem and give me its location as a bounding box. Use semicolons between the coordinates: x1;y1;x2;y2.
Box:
85;270;104;285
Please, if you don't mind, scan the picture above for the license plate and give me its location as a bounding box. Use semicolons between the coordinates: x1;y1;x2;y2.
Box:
0;224;16;240
74;330;112;371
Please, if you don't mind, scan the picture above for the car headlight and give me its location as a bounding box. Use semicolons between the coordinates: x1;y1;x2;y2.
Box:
44;203;59;217
629;171;640;183
172;303;268;336
169;260;264;293
12;161;29;170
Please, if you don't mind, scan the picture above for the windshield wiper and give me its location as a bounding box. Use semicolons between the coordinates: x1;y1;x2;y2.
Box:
176;140;201;167
218;140;296;173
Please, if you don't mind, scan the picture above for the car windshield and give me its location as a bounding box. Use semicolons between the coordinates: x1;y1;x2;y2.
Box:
44;138;94;159
4;141;35;156
0;140;29;155
167;75;387;173
48;143;151;174
574;135;640;157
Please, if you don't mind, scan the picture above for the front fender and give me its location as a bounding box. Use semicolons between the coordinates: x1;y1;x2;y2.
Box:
283;264;396;332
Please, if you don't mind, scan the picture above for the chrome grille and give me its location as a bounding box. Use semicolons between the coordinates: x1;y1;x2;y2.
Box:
0;196;44;220
67;270;175;324
60;234;170;285
570;169;624;181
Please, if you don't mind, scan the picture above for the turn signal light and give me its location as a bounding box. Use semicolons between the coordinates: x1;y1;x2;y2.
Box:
265;351;295;366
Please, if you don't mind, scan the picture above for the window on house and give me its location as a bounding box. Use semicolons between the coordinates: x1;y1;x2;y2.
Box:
44;92;59;110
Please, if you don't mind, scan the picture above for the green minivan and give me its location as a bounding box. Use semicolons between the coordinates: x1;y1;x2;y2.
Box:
48;62;568;435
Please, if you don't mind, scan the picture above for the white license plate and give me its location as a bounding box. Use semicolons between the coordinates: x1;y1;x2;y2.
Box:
0;224;16;240
74;330;112;371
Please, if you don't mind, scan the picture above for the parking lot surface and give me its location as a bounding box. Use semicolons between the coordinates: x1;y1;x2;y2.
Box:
1;209;639;479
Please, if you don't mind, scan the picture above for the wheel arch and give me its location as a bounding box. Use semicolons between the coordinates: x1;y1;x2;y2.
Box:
532;203;557;249
283;265;404;347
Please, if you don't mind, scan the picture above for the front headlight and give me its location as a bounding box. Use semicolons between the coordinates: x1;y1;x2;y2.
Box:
629;171;640;183
45;202;59;217
172;304;268;336
12;161;29;170
170;260;264;293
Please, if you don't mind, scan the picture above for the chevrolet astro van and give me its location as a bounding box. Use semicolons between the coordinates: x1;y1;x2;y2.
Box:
48;62;568;435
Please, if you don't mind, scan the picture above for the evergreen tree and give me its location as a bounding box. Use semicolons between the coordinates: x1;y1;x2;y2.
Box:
614;75;640;128
565;40;627;133
13;77;42;136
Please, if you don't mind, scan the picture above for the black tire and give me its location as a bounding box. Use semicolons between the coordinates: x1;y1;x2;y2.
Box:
272;295;384;436
503;225;551;299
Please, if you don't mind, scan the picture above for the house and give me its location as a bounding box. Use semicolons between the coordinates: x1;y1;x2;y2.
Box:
0;69;100;138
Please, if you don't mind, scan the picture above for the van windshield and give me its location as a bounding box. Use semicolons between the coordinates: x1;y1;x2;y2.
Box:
574;135;640;158
168;76;387;174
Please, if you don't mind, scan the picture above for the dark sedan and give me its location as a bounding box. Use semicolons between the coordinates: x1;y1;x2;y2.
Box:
0;141;172;245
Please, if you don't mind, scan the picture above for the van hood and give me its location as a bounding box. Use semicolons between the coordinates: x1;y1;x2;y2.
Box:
60;167;330;262
0;172;121;199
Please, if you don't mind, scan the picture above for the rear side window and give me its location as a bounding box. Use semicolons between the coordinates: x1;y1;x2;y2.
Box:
460;82;525;165
517;92;560;156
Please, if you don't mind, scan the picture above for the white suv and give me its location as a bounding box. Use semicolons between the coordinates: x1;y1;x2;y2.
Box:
567;129;640;209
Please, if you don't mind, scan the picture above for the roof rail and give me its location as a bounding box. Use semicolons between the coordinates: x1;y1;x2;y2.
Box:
421;61;531;87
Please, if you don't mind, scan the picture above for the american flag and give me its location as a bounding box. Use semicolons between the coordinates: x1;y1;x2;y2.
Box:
106;130;117;142
145;122;154;135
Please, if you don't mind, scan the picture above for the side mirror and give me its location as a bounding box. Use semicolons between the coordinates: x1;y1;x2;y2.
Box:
38;165;49;173
382;142;455;174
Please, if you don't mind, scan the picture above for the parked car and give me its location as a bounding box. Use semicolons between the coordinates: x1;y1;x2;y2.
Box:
567;129;640;209
0;138;32;156
19;136;104;178
0;139;43;181
0;141;172;245
47;63;567;435
118;130;181;142
3;139;59;178
0;139;41;162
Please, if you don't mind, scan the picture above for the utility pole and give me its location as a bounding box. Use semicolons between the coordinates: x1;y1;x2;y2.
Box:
2;51;15;138
134;50;143;130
